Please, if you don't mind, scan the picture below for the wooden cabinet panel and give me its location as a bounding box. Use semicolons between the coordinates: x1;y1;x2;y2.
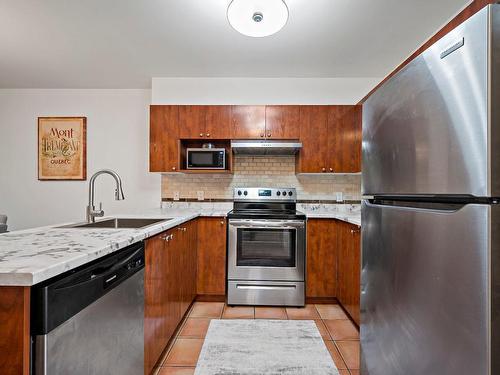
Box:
0;287;30;375
197;217;227;295
150;105;179;172
231;105;266;139
145;232;169;374
145;222;197;374
328;105;362;173
296;106;330;173
306;219;338;298
337;222;361;325
178;105;207;139
206;106;232;139
265;105;300;139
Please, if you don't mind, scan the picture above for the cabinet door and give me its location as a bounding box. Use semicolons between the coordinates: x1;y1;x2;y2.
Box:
337;222;361;325
306;219;338;298
328;105;362;173
265;105;300;139
197;217;227;295
296;106;329;173
206;106;232;139
144;233;168;375
150;105;179;172
178;105;207;139
231;106;266;139
177;220;197;318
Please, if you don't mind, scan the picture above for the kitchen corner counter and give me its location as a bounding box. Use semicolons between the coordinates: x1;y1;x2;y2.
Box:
0;203;360;287
299;203;361;226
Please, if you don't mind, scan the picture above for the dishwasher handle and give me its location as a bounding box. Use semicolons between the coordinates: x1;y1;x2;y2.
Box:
54;245;144;291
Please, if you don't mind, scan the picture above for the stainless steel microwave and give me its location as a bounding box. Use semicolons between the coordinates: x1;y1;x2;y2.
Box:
186;148;226;169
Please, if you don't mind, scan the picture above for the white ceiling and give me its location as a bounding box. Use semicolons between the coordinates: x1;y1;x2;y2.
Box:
0;0;471;88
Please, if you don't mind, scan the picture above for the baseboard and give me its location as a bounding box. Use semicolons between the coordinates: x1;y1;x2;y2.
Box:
305;296;338;304
196;294;226;302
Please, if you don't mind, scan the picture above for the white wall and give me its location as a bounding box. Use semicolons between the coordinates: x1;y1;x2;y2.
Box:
152;77;381;104
0;89;160;231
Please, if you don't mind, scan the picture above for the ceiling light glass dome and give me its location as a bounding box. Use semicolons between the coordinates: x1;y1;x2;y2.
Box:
227;0;289;38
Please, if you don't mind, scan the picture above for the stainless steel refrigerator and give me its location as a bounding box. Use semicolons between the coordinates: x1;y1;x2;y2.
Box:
361;5;500;375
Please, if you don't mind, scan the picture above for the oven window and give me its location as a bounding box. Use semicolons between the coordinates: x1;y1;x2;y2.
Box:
236;228;296;267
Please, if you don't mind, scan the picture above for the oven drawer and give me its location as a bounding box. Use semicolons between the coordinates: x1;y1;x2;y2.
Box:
227;281;305;307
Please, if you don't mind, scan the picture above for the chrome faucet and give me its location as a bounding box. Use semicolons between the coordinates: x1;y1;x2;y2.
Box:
87;169;125;223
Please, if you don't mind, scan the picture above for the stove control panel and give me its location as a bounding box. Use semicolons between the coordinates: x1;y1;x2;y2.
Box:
234;188;297;202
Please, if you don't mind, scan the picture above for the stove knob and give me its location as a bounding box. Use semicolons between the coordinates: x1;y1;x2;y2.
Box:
288;191;293;196
243;191;248;196
237;190;242;196
276;191;281;196
282;191;287;196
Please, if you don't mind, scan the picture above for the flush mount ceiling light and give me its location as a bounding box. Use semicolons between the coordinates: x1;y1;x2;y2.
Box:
227;0;289;38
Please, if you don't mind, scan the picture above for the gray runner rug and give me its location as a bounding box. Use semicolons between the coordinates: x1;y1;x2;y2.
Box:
194;319;339;375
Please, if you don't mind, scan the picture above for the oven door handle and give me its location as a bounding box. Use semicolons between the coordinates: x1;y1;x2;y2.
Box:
236;284;297;291
228;220;305;229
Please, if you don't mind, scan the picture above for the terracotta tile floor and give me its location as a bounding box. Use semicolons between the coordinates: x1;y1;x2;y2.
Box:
155;302;360;375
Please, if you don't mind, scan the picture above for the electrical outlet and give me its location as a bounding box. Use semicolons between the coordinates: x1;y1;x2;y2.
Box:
173;192;180;201
335;192;344;202
197;191;205;201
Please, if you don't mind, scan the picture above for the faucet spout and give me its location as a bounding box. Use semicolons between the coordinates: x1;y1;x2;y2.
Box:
87;169;125;223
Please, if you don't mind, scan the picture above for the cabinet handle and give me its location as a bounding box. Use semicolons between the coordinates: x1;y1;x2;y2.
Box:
322;167;326;172
260;133;264;138
172;167;176;171
267;133;271;137
199;133;204;137
329;168;333;172
178;227;187;232
220;220;225;225
206;133;210;137
351;229;360;234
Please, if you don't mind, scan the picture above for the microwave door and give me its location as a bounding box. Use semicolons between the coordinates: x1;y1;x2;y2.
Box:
187;149;226;169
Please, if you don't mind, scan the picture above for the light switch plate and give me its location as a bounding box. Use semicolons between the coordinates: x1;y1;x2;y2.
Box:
197;191;205;201
173;192;180;201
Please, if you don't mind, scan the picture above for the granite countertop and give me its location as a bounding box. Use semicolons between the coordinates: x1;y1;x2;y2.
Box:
0;203;360;287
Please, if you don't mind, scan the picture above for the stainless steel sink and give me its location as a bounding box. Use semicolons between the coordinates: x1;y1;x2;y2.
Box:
62;218;172;229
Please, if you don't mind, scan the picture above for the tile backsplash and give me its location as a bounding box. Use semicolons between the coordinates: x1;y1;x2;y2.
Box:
161;156;361;201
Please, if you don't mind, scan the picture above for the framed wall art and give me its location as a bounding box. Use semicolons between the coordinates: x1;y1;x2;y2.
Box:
38;117;87;180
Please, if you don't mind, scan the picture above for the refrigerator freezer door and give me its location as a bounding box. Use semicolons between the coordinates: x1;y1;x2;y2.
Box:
361;201;490;375
362;7;489;197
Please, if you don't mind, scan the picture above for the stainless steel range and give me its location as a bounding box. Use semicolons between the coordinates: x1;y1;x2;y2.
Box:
227;187;306;307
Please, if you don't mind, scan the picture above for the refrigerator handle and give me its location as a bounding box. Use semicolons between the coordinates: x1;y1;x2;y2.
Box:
364;199;468;213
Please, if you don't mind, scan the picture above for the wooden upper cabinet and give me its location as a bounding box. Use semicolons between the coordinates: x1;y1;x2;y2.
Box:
206;106;232;139
197;217;227;295
296;106;330;173
178;105;207;139
328;105;362;173
179;105;232;139
265;106;300;139
150;105;179;172
231;105;266;139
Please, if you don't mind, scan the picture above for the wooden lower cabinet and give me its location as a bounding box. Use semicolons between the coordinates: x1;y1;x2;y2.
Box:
197;217;227;295
0;287;30;375
337;221;361;325
144;221;197;374
306;219;338;297
306;219;361;325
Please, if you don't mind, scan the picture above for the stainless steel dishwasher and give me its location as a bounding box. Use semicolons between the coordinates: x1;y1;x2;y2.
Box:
31;242;144;375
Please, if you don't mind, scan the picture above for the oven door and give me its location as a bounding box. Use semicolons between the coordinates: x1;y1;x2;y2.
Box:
228;219;305;281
